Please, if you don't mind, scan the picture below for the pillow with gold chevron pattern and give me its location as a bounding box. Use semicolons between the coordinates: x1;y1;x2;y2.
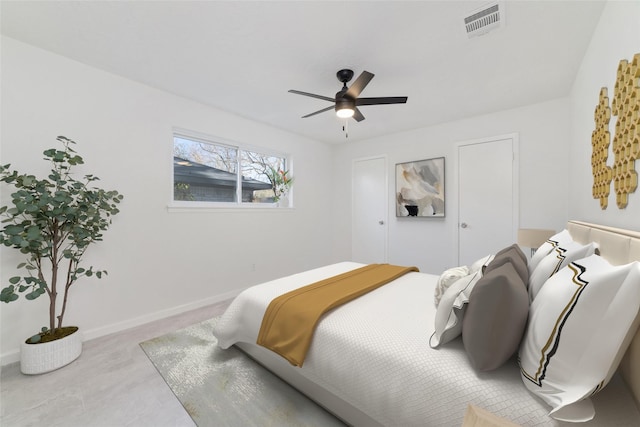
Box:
519;254;640;422
528;241;598;301
528;229;573;273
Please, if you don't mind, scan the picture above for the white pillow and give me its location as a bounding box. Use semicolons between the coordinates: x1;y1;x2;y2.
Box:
529;229;573;273
528;241;598;301
519;255;640;422
469;254;494;274
429;270;482;348
434;266;470;307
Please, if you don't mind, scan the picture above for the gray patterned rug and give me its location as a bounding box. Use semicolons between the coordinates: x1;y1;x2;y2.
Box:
139;317;346;427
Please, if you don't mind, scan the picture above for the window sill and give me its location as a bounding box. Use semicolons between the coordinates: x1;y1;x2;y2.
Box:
167;203;294;213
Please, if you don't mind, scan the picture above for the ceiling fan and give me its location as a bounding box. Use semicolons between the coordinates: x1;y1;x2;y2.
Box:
288;69;408;122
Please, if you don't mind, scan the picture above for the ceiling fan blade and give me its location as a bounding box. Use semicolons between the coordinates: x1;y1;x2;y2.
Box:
345;71;374;99
288;90;334;103
301;105;335;118
356;96;408;106
352;107;365;122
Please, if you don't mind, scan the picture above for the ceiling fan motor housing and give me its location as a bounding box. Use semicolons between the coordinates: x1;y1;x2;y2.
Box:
335;91;355;113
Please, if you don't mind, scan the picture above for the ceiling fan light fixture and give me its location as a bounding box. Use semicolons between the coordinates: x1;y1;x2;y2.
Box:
336;107;355;118
335;97;355;118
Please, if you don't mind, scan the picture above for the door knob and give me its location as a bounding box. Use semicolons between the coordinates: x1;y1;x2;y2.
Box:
379;220;384;225
461;222;468;228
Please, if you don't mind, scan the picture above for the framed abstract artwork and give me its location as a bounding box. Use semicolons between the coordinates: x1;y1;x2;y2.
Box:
395;157;445;217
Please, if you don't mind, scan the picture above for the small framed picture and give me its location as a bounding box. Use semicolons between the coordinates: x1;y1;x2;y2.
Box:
395;157;445;217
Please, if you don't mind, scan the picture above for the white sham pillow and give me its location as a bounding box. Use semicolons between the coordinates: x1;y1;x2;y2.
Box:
528;241;598;301
529;229;573;273
430;270;482;348
434;266;470;307
469;254;494;274
519;255;640;422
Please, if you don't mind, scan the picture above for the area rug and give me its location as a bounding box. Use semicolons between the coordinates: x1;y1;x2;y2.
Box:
139;317;346;427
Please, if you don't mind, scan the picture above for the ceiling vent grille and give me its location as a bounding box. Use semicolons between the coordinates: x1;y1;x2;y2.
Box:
464;2;504;38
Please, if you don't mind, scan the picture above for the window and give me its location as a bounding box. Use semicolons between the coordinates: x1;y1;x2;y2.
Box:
172;132;289;205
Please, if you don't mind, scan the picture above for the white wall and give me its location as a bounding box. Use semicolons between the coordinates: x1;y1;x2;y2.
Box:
0;37;334;364
569;0;640;229
331;98;571;274
4;0;635;366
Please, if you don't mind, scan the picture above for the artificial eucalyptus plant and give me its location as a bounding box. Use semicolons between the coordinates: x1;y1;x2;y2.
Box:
0;136;123;343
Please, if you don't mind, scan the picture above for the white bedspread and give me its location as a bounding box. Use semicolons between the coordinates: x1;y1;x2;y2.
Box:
213;262;640;427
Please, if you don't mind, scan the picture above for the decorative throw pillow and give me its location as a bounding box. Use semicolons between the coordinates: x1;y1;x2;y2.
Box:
496;243;527;265
469;254;494;274
462;261;529;371
430;271;483;348
519;255;640;421
528;229;573;274
434;266;470;307
484;246;529;288
528;241;598;301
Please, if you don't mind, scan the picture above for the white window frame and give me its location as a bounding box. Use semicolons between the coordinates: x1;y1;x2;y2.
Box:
168;127;293;211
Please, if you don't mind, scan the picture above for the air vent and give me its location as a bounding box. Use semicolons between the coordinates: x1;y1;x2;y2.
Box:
464;2;504;38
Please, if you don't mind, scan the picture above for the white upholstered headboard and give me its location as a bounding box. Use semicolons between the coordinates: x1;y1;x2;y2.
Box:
566;220;640;407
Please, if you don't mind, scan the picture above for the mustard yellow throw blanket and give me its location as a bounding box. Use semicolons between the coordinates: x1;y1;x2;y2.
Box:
257;264;419;367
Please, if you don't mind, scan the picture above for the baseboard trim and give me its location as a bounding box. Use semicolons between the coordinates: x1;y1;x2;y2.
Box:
0;288;242;367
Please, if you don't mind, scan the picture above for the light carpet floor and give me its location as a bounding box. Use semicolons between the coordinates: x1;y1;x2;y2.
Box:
140;317;347;427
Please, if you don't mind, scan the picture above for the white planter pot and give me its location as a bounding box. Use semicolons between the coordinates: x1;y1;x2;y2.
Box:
20;328;83;375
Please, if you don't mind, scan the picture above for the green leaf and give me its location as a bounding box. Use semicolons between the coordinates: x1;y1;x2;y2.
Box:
9;276;21;284
3;225;23;235
25;291;40;300
43;148;57;158
0;286;18;303
26;226;42;240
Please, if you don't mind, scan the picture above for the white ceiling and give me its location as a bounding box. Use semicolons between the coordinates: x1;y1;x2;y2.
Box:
0;1;605;144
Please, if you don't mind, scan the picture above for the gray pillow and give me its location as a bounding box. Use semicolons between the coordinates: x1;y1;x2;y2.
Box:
484;246;529;288
495;243;527;265
462;261;529;371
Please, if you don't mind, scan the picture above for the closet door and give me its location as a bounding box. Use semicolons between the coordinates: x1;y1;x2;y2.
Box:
352;156;388;263
458;135;518;265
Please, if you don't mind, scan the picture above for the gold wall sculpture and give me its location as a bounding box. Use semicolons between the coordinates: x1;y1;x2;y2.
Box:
591;53;640;209
592;87;612;209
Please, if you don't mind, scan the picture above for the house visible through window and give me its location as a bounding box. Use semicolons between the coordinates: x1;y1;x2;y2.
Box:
173;133;289;204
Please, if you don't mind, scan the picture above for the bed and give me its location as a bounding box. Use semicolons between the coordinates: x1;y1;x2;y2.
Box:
213;221;640;426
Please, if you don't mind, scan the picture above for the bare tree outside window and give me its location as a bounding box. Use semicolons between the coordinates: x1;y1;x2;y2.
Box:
173;135;289;204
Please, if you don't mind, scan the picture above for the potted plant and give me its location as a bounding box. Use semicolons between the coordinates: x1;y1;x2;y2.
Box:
267;166;293;206
0;136;123;374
